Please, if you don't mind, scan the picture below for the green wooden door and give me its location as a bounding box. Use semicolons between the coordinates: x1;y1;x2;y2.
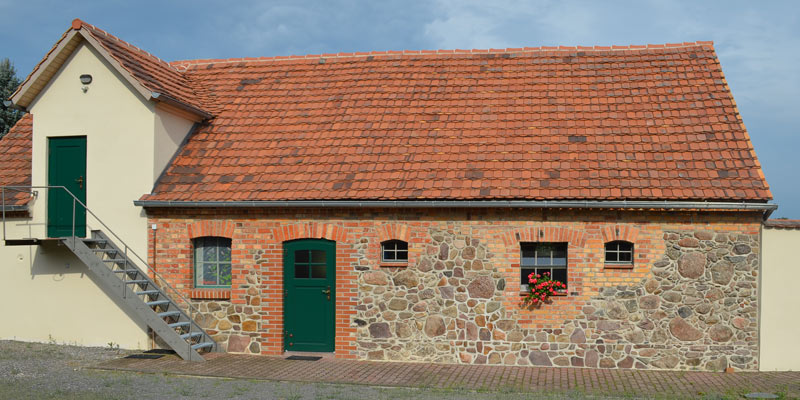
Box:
47;137;87;238
283;239;335;352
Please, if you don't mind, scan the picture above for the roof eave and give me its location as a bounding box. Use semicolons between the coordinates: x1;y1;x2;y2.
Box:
134;199;778;218
8;23;211;121
151;92;213;120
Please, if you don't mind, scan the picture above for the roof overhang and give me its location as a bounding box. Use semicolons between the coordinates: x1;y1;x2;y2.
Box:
0;204;30;212
134;199;778;219
7;21;210;120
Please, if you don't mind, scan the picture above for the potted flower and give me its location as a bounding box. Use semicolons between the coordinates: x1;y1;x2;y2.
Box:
522;272;566;307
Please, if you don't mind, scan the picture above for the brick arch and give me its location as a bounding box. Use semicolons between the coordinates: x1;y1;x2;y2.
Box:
376;223;410;243
497;226;588;248
601;225;640;244
187;220;235;239
271;222;349;243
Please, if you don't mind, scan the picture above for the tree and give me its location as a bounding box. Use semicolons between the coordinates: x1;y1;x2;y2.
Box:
0;58;23;138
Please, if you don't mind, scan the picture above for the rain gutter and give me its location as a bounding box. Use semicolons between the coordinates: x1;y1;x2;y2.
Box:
134;199;778;219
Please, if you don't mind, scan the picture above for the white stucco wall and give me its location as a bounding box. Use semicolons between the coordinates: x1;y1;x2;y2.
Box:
760;226;800;371
1;38;194;349
0;217;148;348
154;106;194;183
28;42;155;256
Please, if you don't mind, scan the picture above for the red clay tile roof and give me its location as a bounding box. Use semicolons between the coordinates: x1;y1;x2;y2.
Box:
0;114;33;207
76;20;212;114
3;20;773;204
143;43;771;202
764;219;800;229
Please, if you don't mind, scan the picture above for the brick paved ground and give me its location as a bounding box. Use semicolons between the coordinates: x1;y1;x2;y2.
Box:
96;353;800;399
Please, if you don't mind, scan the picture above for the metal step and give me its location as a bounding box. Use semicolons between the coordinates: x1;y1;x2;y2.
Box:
181;332;204;340
62;231;216;361
192;342;214;350
113;269;138;275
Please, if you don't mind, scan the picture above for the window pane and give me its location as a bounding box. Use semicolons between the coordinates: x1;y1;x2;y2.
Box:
536;244;553;265
396;250;408;261
383;250;395;261
311;264;327;279
295;264;310;279
203;245;217;262
606;250;619;262
310;250;326;264
295;250;309;263
552;245;567;265
219;263;232;285
619;251;632;262
203;263;218;285
552;268;567;287
218;245;231;262
395;241;408;251
521;268;536;283
521;244;535;265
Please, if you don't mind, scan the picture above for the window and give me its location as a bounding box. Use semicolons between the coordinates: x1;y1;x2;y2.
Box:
605;240;634;266
194;237;232;288
294;249;327;279
381;240;408;263
520;242;567;292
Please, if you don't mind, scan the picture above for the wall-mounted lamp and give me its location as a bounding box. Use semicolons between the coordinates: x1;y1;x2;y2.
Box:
80;74;92;93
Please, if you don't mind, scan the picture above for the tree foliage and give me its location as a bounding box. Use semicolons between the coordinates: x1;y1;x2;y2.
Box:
0;58;23;138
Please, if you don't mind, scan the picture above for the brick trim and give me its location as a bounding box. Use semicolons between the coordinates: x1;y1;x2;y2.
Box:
187;220;235;239
377;223;410;243
271;222;349;243
600;225;639;243
498;226;588;247
190;288;231;300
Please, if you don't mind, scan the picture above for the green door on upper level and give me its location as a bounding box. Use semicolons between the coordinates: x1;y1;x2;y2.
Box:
47;137;87;238
283;239;336;352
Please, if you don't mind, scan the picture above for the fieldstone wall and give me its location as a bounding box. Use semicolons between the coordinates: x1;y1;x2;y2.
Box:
187;268;263;354
355;228;760;370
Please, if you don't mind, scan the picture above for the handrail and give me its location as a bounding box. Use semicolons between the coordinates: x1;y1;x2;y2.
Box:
1;185;209;345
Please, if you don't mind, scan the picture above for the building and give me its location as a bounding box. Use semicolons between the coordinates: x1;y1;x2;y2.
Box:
0;19;780;370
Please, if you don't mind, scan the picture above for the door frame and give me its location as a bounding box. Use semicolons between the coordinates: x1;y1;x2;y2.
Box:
47;136;87;238
282;238;336;352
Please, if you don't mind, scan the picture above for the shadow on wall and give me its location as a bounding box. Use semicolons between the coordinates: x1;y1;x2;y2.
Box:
27;240;149;342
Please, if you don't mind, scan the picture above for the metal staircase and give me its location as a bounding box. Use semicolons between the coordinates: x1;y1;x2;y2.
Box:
2;186;217;361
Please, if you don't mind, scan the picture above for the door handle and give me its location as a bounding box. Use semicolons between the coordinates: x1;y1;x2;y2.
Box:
75;176;84;189
322;286;331;300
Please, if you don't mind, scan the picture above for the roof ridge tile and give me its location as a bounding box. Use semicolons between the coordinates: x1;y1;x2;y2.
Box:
169;41;715;68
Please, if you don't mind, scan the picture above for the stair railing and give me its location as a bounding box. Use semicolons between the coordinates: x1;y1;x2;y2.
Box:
2;185;212;354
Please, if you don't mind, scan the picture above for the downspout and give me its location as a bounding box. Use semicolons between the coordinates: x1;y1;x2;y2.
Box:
757;222;764;371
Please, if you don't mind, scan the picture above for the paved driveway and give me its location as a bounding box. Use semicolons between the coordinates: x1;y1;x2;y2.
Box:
97;351;800;399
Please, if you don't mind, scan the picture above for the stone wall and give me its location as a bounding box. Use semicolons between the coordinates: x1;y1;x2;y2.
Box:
355;227;759;370
147;207;762;370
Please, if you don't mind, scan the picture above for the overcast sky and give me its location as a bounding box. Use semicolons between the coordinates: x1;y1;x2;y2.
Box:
1;0;797;217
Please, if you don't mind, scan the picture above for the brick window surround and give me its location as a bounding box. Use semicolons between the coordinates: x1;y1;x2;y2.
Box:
188;221;235;299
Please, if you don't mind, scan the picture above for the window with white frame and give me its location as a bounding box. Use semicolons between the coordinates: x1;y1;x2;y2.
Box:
520;242;567;292
381;240;408;263
605;240;633;266
194;237;232;288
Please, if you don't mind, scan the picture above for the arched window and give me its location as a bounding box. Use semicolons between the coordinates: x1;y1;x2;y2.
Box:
194;237;232;287
381;240;408;263
605;240;634;266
